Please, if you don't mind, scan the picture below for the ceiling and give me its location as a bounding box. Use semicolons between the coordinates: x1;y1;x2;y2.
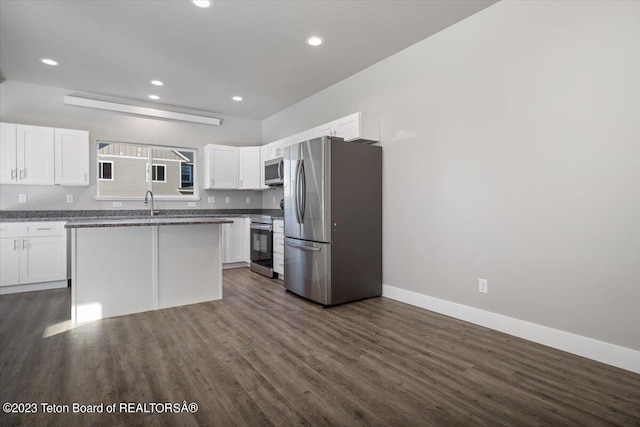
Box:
0;0;496;120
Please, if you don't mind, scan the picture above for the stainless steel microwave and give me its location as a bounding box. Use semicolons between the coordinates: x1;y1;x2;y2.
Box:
264;157;284;186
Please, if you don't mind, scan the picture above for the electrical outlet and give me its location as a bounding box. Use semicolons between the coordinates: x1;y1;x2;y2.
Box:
18;194;27;203
208;196;215;204
479;278;488;294
272;196;276;204
245;196;251;204
188;202;196;207
112;202;122;208
225;197;230;204
66;194;74;203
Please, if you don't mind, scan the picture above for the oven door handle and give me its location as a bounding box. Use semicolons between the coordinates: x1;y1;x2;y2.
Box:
250;224;273;231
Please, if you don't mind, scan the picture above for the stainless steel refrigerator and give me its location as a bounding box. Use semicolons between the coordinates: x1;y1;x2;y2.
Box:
283;136;382;306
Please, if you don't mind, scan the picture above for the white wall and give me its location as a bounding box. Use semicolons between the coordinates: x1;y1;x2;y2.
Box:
0;81;265;210
263;1;640;351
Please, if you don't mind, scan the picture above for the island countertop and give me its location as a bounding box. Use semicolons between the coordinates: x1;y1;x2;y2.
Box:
64;217;233;229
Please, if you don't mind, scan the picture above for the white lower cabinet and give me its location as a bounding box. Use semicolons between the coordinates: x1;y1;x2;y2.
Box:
0;222;67;293
273;219;284;278
221;217;249;265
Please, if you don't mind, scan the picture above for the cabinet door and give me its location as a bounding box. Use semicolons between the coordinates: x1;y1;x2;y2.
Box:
0;123;17;184
19;235;67;284
292;130;313;145
239;147;260;189
260;145;269;189
313;122;334;139
16;125;55;185
211;145;239;189
269;141;283;159
222;218;247;264
333;112;360;141
55;128;90;186
0;238;21;286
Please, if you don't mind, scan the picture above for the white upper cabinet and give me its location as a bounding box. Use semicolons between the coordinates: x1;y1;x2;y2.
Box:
17;124;55;185
268;140;282;159
1;122;89;186
260;145;269;190
54;128;90;186
290;129;313;145
0;123;17;184
332;112;360;140
203;144;239;189
312;112;360;141
238;146;260;190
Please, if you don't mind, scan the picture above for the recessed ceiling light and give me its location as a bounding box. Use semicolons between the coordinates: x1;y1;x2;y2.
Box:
148;95;160;100
150;80;164;86
191;0;212;8
306;36;323;47
40;58;58;66
232;96;243;101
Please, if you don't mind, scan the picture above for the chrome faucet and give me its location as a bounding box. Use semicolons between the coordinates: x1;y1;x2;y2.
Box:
144;190;159;217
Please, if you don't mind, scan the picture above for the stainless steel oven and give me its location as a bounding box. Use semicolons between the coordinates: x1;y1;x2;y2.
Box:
249;215;275;278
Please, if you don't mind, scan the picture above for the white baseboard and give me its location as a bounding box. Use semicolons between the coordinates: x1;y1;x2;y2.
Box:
222;262;249;270
0;280;68;295
382;284;640;374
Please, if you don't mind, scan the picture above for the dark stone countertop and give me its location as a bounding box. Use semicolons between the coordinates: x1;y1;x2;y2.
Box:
64;217;233;229
0;209;284;223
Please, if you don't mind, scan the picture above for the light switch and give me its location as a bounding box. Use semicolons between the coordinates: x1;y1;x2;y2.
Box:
188;202;196;207
66;194;74;203
112;202;122;208
18;194;27;203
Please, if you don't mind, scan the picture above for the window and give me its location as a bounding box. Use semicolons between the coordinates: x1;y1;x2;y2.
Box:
96;142;197;200
146;164;167;182
181;164;193;187
98;161;113;180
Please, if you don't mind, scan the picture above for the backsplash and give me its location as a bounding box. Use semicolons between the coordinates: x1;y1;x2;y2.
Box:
0;184;265;211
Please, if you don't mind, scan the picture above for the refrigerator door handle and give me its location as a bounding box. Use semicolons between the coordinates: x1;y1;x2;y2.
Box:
294;160;302;224
286;240;321;252
299;159;306;223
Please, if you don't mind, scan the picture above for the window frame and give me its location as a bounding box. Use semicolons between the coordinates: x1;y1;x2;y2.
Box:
98;160;114;181
146;163;168;183
95;141;199;201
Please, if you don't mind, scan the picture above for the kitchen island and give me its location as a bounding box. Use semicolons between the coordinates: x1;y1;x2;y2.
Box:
66;217;232;324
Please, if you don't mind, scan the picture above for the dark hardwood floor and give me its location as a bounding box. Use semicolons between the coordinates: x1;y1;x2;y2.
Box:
1;268;639;426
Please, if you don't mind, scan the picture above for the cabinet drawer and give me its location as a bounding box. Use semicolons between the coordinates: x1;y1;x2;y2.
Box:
1;222;66;238
273;220;284;234
273;233;284;254
273;253;284;275
25;222;66;237
0;223;27;238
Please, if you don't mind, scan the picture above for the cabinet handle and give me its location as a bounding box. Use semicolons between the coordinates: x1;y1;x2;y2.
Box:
19;169;24;180
11;169;16;180
84;172;88;182
36;227;51;231
240;179;243;188
22;239;27;250
14;239;19;250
